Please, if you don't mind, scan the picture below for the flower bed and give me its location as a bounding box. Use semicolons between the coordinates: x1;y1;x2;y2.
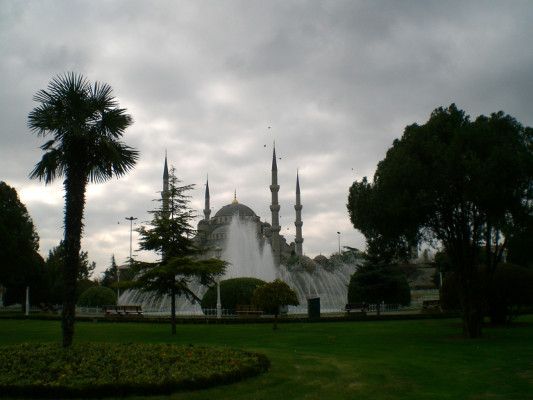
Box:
0;342;269;397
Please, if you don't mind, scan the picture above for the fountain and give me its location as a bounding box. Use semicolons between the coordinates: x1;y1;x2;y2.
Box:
119;215;358;314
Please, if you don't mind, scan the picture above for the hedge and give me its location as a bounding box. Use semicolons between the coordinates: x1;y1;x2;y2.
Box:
201;277;267;313
0;342;270;397
77;286;116;307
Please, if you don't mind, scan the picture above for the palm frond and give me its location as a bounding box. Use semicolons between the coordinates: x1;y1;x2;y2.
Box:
29;148;65;183
90;81;117;109
98;108;133;138
28;72;138;185
40;140;56;151
87;138;139;183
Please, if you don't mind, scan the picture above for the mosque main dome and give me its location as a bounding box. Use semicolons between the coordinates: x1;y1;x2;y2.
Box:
209;193;259;226
214;203;257;218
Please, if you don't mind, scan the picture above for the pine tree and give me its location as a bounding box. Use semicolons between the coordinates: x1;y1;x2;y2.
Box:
100;255;118;289
130;167;226;334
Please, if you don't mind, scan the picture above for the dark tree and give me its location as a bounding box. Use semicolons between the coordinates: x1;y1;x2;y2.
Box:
129;257;226;334
252;279;299;330
42;241;97;305
28;73;138;347
137;167;197;263
347;104;532;338
347;265;411;312
130;167;226;334
489;263;533;322
100;255;119;289
0;181;44;306
506;215;533;269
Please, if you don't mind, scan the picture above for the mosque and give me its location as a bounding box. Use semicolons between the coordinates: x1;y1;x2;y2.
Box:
162;146;303;266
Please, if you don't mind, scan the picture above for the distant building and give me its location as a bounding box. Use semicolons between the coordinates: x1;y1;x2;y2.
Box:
161;145;303;265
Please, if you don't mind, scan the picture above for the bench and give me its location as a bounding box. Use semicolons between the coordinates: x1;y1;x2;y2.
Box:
422;300;441;312
345;303;368;313
235;305;263;318
104;305;143;316
39;302;58;313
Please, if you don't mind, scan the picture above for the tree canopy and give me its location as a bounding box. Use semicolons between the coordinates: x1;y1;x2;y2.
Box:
252;279;299;329
42;241;96;305
347;104;533;337
0;181;43;304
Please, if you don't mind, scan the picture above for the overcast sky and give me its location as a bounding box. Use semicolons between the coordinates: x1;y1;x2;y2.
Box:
1;0;532;276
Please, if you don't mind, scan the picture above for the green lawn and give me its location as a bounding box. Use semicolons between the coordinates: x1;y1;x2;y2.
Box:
1;317;532;400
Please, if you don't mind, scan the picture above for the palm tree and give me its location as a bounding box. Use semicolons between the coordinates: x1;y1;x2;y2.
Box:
28;73;138;347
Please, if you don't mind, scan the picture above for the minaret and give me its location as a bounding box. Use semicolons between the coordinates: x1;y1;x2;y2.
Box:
270;144;281;265
294;171;303;256
203;175;211;221
162;152;169;213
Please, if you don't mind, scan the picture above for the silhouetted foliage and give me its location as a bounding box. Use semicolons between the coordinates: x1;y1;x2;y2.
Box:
348;265;410;307
100;255;118;289
347;104;533;337
441;263;533;323
490;263;533;323
42;241;97;305
0;181;44;306
506;216;533;269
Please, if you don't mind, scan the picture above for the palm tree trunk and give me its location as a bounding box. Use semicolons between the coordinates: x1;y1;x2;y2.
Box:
61;172;87;347
171;289;176;335
459;259;483;338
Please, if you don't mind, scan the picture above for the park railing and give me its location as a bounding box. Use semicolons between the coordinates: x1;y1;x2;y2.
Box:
366;303;401;313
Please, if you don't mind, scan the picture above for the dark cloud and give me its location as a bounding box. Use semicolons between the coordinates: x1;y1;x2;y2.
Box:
1;0;532;272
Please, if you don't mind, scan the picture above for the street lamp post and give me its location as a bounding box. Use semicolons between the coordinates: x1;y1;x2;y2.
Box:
337;231;341;254
215;247;222;319
123;216;137;305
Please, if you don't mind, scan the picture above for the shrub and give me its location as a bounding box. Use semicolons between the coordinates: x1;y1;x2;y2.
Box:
440;272;462;312
441;263;533;320
491;263;533;313
201;277;267;313
0;343;269;397
252;279;299;315
252;279;299;329
313;255;330;268
77;286;116;307
76;279;98;301
348;265;410;306
299;256;317;273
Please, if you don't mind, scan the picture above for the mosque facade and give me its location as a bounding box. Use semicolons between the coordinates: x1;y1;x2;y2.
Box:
162;147;303;266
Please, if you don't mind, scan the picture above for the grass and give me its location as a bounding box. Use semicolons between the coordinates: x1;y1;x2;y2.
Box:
1;316;532;399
